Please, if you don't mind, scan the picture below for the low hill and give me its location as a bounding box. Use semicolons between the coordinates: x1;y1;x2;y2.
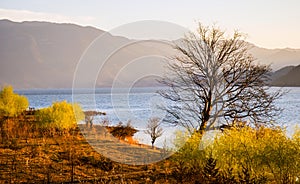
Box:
271;65;300;86
270;65;295;81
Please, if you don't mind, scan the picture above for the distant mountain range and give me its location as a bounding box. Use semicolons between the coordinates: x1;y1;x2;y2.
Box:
1;19;300;89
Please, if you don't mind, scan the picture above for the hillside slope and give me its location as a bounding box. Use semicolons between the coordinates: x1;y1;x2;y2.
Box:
272;65;300;86
0;19;102;88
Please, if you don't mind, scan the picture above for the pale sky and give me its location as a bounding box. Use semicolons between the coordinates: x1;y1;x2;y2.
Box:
0;0;300;49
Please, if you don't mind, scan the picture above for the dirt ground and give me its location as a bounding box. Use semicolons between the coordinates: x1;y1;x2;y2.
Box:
0;125;176;183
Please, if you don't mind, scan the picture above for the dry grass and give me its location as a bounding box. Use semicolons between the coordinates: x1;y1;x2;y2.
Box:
0;122;175;183
81;125;172;165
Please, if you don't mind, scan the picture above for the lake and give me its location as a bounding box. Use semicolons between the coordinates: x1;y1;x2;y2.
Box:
16;87;300;147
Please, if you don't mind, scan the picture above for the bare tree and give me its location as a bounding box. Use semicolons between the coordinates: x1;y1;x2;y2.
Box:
84;111;106;128
145;117;163;148
159;23;282;134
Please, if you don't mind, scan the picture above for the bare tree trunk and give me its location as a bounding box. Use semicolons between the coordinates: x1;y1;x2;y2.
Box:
199;91;212;134
199;122;207;135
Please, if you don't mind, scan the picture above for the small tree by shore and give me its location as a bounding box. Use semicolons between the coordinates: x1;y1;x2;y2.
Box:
144;117;163;148
84;111;106;128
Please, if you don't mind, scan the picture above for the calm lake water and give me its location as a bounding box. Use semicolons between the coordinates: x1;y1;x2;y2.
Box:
16;87;300;146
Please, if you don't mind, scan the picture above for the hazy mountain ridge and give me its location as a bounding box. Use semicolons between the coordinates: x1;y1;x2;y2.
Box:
0;19;300;88
249;45;300;70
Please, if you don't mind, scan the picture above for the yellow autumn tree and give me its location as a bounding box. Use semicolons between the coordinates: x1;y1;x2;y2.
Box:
0;86;29;141
0;85;29;118
37;101;84;130
213;126;300;183
171;125;300;183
